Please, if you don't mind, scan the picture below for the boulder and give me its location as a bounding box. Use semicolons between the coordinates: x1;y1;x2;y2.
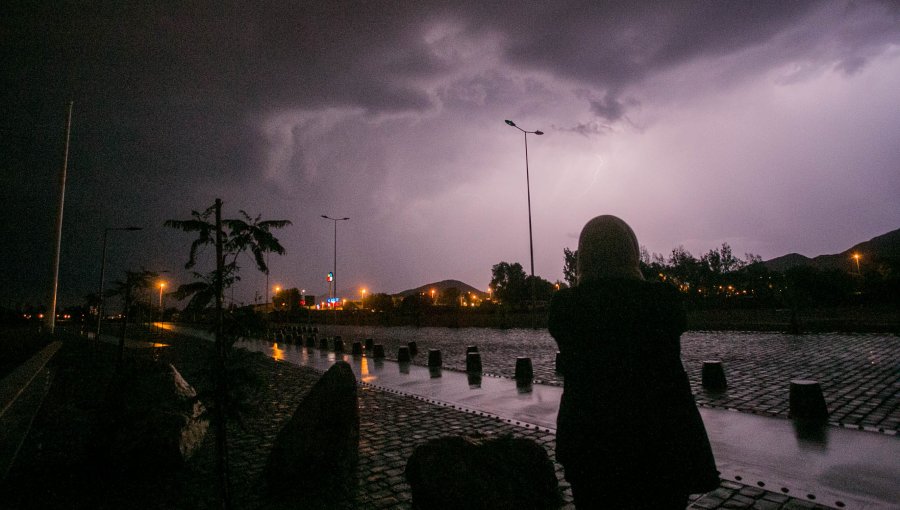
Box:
405;434;560;510
102;359;208;473
266;361;359;503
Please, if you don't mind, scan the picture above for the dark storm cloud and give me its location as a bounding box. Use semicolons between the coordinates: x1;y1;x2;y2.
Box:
589;93;627;122
2;0;899;305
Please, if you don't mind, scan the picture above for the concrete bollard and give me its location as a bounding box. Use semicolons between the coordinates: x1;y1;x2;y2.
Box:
466;345;479;354
789;380;829;421
398;346;411;363
373;344;385;358
466;352;483;373
467;372;482;388
701;360;728;391
408;341;418;356
428;349;442;368
351;341;363;355
319;337;329;349
365;338;374;351
333;338;344;353
555;351;564;373
515;357;533;383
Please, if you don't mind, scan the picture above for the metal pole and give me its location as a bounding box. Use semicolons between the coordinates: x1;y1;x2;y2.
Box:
96;227;141;344
48;101;74;333
505;120;543;329
213;198;231;509
333;219;338;302
96;229;110;343
524;131;536;329
321;215;349;305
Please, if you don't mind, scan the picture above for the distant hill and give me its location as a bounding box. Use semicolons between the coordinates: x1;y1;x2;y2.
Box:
395;279;487;299
764;228;900;272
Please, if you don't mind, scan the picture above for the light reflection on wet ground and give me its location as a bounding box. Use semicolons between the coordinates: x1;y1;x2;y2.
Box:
313;326;899;433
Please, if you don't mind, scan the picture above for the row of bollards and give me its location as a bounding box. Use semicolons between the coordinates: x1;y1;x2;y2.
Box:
272;335;829;422
700;360;829;422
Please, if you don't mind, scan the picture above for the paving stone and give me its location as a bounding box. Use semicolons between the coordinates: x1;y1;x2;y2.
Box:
782;499;819;509
723;494;757;508
739;486;767;498
692;495;727;509
751;500;781;510
762;492;792;503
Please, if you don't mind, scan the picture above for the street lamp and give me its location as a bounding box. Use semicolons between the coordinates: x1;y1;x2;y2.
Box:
321;215;350;302
505;119;543;328
96;226;142;343
852;253;862;276
158;281;166;333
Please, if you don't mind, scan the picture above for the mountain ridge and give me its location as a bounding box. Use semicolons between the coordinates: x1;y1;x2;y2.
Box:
764;228;900;272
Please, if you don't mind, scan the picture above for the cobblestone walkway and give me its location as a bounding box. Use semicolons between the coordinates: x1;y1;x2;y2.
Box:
317;327;899;434
173;338;838;509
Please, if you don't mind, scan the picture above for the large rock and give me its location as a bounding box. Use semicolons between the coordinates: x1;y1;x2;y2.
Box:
266;361;359;504
405;434;561;510
102;359;208;473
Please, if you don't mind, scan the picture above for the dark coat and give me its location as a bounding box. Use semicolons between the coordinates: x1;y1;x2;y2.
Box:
548;279;718;493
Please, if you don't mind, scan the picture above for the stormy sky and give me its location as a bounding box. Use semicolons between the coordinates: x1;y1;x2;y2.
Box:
2;1;899;308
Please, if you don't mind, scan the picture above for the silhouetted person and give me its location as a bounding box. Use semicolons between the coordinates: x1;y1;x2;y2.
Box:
549;215;718;509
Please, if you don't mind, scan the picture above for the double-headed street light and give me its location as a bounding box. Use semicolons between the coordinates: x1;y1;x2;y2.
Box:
505;119;543;328
321;215;350;304
96;226;142;343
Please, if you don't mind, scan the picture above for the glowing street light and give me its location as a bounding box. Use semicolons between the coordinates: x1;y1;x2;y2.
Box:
158;282;166;310
505;119;543;328
852;253;861;275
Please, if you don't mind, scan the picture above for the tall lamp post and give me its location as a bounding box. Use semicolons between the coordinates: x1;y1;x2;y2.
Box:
321;215;350;304
505;119;543;328
852;253;862;276
96;226;142;343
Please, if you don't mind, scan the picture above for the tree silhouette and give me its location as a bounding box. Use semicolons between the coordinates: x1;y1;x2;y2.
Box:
491;262;528;308
563;248;577;287
166;200;290;510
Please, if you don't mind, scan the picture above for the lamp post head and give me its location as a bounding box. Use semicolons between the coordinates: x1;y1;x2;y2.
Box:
535;130;544;135
321;215;328;219
505;120;516;127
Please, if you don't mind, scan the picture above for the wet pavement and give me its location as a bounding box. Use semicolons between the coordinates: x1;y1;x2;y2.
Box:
238;338;900;510
165;325;899;509
311;326;900;434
